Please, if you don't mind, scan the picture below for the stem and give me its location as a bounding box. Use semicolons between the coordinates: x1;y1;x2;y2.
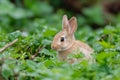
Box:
0;39;18;53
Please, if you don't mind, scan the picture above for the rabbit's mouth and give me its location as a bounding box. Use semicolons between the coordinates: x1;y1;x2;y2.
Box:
51;45;66;51
51;44;60;51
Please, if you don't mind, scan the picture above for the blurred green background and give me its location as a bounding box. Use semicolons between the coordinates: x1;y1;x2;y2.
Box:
1;0;120;32
0;0;120;80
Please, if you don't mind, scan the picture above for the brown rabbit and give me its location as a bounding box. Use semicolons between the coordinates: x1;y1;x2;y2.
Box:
51;15;93;64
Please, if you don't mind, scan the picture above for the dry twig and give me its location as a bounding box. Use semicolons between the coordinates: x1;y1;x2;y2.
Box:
31;46;44;60
0;39;18;53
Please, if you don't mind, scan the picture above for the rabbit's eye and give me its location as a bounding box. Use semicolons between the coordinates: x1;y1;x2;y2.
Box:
60;37;64;42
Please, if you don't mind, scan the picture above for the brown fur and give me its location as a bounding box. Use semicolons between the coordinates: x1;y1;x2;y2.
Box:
58;40;93;63
51;15;93;64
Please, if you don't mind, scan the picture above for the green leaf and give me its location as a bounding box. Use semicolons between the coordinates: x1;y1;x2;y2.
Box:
99;40;114;48
43;29;57;37
103;25;116;34
42;39;51;46
44;60;54;67
1;64;13;80
8;30;22;41
26;60;37;71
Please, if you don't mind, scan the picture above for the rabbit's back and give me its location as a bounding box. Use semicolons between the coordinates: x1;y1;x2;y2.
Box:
75;40;93;53
74;40;93;60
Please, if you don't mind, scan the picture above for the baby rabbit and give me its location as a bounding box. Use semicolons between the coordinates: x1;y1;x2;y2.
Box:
51;15;93;64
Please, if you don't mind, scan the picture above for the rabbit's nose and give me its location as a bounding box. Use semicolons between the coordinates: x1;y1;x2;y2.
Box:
51;45;57;49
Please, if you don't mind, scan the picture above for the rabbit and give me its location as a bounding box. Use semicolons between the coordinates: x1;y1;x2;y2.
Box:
51;15;93;64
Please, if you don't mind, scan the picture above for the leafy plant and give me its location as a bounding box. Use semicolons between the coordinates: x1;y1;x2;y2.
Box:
0;0;120;80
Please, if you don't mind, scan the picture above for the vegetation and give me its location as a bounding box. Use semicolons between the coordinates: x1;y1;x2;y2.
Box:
0;0;120;80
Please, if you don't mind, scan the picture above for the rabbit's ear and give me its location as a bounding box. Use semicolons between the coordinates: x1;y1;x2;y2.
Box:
69;17;77;35
62;15;70;33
